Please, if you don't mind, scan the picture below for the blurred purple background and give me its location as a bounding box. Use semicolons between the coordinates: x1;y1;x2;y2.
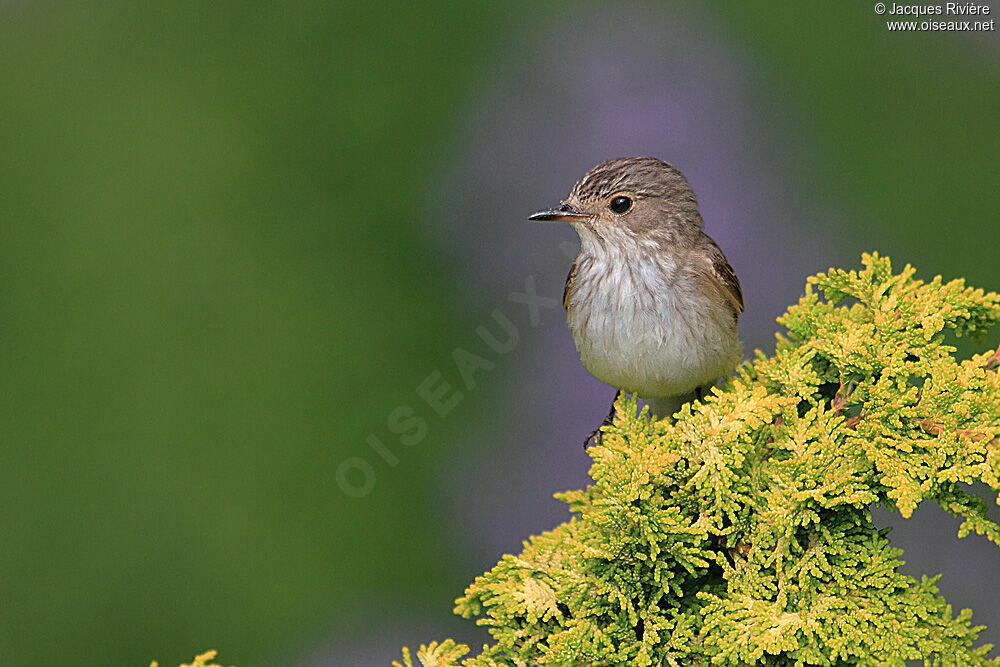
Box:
312;4;1000;665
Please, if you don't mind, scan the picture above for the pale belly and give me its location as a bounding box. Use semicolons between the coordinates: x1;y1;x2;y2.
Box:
566;263;741;398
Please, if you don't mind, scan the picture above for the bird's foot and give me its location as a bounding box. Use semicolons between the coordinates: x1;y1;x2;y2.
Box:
584;390;622;449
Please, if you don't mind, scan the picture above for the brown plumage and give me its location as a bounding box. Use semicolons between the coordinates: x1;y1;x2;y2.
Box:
531;157;744;443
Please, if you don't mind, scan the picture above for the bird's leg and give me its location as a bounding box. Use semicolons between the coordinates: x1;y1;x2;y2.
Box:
585;389;622;449
645;389;701;423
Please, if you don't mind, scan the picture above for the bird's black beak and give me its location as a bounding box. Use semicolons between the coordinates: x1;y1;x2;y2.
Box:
528;203;588;222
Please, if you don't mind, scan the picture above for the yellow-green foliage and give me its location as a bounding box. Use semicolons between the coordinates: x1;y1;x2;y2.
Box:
397;254;1000;667
150;650;233;667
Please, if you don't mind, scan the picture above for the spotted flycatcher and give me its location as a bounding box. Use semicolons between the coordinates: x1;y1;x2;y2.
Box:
530;157;744;446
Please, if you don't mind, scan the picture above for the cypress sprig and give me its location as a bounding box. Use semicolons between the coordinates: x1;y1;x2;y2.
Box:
397;253;1000;666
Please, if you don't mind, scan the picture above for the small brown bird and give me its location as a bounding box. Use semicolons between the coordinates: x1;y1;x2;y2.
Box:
530;157;743;446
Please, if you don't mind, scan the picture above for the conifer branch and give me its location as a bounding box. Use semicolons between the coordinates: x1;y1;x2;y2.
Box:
397;253;1000;666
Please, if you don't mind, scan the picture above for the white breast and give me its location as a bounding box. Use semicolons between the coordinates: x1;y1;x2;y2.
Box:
565;234;741;399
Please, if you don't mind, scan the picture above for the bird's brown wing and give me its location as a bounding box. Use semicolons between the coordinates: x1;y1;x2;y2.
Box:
703;237;744;315
563;260;578;310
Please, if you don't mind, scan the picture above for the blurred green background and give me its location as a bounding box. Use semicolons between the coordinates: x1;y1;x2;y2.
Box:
1;3;997;666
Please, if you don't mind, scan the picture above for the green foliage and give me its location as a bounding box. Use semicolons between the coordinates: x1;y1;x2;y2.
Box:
398;254;1000;666
149;650;233;667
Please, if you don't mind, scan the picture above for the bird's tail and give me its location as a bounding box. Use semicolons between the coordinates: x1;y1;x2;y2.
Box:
644;385;711;421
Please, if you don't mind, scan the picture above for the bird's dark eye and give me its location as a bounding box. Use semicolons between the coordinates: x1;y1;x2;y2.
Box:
609;195;632;214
